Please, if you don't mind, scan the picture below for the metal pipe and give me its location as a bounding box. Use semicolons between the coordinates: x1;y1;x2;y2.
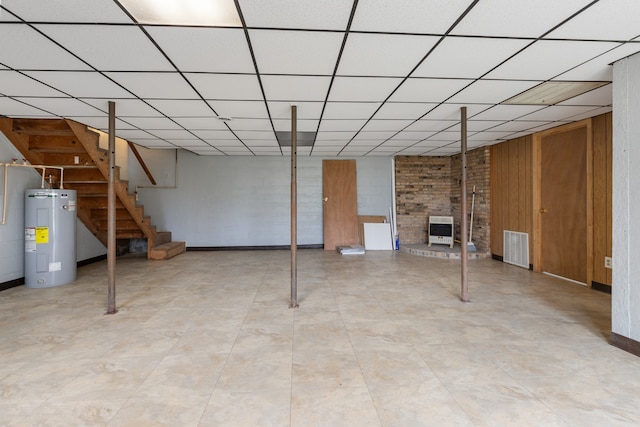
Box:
290;105;299;309
460;107;469;302
107;101;117;315
0;162;66;225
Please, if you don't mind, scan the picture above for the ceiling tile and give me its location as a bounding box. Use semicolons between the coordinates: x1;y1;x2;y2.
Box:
328;77;402;102
146;27;255;73
315;131;358;141
414;37;531;79
206;100;269;119
0;97;52;116
0;70;65;96
338;33;439;76
0;8;19;21
564;106;612;121
351;0;474;33
115;129;157;139
547;0;640;41
318;120;366;132
556;43;640;81
262;75;331;102
360;120;414;132
105;72;200;99
517;105;597;121
146;100;215;117
191;130;236;140
0;24;90;70
468;131;515;141
451;0;594;38
268;101;324;119
230;131;275;140
558;85;612;106
390;78;472;103
24;71;134;98
412;102;488;121
2;0;132;23
486;121;550;132
146;129;196;140
404;120;458;132
228;118;273;131
239;0;352;30
485;40;619;80
122;117;182;130
13;97;104;116
448;80;542;104
272;119;318;132
36;24;173;71
391;131;433;140
373;102;435;120
322;102;381;120
84;99;160;117
186;73;262;100
249;29;343;75
470;105;545;121
353;131;397;141
444;120;508;132
172;117;231;130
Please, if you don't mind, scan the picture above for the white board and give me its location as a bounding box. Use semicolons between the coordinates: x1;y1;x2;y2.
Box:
363;223;393;250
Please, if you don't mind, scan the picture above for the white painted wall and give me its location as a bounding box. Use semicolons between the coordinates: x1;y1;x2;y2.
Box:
0;133;106;284
130;148;394;247
612;52;640;341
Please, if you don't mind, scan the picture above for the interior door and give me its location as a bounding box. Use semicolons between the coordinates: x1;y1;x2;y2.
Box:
322;160;359;250
540;126;587;283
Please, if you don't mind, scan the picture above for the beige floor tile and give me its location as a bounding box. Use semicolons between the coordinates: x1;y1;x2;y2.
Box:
200;388;291;426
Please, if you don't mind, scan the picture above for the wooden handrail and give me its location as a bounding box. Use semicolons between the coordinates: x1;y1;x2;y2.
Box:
127;140;157;185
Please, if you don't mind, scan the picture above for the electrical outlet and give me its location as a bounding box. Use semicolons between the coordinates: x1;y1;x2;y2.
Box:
605;256;613;269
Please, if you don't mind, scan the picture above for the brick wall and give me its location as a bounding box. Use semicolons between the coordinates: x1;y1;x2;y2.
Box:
395;148;491;251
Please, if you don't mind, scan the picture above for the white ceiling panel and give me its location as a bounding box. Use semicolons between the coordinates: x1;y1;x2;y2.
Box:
322;102;381;120
451;0;594;38
272;119;318;132
13;97;103;116
471;105;545;121
424;132;461;142
404;120;458;132
421;103;490;120
468;131;515;141
268;101;324;119
115;129;157;139
146;129;196;140
206;100;269;119
0;8;19;21
36;25;173;71
24;71;133;98
186;73;262;100
134;140;176;148
558;85;612;106
202;139;243;147
338;33;439;77
414;37;531;79
479;121;547;133
84;99;160;117
556;43;640;81
390;78;472;103
122;117;182;130
547;0;640;41
191;130;236;140
228;118;273;131
106;73;200;99
351;0;473;33
239;0;352;30
147;27;255;73
518;105;597;121
173;141;211;148
230;131;275;140
486;40;619;81
315;131;358;141
361;120;414;132
2;0;132;23
0;97;52;116
564;106;612;122
318;120;367;132
249;29;343;75
448;80;542;104
146;100;215;117
0;70;65;97
0;24;90;70
392;131;434;140
262;76;331;102
445;121;509;133
373;102;434;120
352;131;397;141
243;140;278;147
328;77;402;102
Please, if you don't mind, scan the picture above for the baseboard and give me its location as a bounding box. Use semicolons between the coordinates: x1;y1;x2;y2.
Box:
0;277;24;292
77;254;108;267
611;332;640;358
591;281;612;294
187;244;324;251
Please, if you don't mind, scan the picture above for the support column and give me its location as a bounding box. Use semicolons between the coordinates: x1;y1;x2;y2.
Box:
107;101;117;314
460;107;469;302
290;105;299;308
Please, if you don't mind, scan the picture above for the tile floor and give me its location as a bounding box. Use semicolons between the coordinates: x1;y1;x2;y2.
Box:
1;249;639;426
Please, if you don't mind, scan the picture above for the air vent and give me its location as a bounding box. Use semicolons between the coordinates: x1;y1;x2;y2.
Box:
276;131;316;147
502;81;608;105
503;230;529;269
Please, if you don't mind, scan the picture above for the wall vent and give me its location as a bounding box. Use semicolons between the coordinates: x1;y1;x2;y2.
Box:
503;230;529;269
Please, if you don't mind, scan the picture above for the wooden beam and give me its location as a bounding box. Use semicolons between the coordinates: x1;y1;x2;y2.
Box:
127;140;157;185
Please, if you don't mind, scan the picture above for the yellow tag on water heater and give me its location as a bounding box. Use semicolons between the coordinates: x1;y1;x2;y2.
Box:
35;227;49;244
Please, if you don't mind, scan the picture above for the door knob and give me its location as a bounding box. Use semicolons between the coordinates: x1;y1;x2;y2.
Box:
540;208;548;213
323;197;328;202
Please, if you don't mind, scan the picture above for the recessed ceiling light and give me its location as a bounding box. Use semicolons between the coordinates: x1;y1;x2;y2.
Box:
502;81;609;105
276;131;317;147
119;0;241;27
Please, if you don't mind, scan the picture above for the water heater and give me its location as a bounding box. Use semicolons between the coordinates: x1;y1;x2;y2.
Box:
24;189;77;288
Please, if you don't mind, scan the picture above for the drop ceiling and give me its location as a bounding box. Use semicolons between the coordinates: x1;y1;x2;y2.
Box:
0;0;638;157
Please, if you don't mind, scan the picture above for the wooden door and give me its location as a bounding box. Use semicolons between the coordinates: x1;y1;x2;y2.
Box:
323;160;359;250
540;127;587;283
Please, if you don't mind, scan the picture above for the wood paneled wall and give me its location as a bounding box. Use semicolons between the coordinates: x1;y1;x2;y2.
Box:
490;112;612;286
490;135;533;258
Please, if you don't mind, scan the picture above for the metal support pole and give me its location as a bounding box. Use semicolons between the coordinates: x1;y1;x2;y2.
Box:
107;101;117;314
290;105;299;308
460;107;469;302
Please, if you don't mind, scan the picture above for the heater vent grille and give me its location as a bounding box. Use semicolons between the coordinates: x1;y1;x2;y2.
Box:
503;230;529;269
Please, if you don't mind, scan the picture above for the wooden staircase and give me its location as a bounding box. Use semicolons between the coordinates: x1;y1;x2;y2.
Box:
0;117;185;260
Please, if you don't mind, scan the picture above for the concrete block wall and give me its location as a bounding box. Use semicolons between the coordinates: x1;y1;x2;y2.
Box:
395;148;491;250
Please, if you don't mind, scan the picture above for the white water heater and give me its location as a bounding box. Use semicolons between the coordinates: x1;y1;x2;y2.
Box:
24;189;77;288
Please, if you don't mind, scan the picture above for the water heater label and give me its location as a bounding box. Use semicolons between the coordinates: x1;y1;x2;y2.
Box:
49;262;62;272
25;227;36;252
36;227;49;244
